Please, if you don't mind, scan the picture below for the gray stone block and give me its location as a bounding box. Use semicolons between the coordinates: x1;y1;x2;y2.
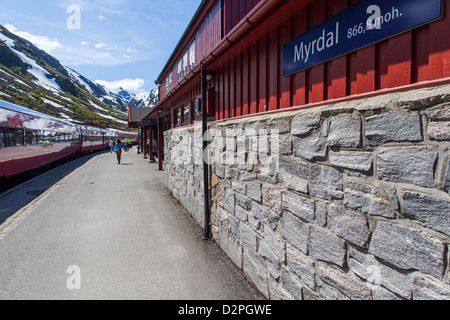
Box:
231;181;246;195
240;171;257;182
263;226;286;263
348;247;412;299
279;134;293;155
278;157;309;179
344;183;396;219
219;227;243;269
267;116;292;134
310;165;343;200
262;184;283;211
412;276;450;300
239;223;257;250
235;204;249;222
309;226;346;267
224;189;235;214
259;238;280;266
423;102;450;121
444;157;450;194
251;203;270;224
286;245;316;289
365;109;423;146
402;191;450;237
248;214;264;235
235;193;252;211
281;266;303;300
370;221;446;279
318;265;372;300
293;136;327;161
372;287;402;300
377;147;438;188
328;204;371;249
329;150;373;172
428;121;450;141
247;183;262;202
243;247;269;298
268;277;295;300
279;211;308;254
281;191;315;223
327;113;362;148
229;215;240;237
315;201;328;227
291;113;321;136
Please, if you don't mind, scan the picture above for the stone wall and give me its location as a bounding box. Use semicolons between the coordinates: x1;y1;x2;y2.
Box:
164;83;450;300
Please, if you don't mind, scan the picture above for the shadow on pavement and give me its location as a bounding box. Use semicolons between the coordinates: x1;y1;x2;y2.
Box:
0;151;105;225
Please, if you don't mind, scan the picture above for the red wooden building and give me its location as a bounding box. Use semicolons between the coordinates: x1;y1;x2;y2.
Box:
142;0;450;168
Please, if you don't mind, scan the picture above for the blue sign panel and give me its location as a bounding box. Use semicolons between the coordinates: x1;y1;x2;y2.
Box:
283;0;443;77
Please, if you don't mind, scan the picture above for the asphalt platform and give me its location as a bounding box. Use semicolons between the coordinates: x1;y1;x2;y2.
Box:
0;149;264;300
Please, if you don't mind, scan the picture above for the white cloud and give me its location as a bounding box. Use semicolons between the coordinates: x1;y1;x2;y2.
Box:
98;14;106;20
95;78;145;94
81;41;90;46
4;24;61;53
95;43;108;49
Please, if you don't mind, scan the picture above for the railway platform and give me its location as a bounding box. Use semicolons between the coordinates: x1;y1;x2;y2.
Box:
0;150;264;300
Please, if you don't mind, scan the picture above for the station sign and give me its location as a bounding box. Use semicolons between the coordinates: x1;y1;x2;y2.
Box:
141;118;157;125
283;0;443;77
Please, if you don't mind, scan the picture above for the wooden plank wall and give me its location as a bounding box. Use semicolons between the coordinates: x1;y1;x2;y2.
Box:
196;1;222;64
215;0;450;120
224;0;262;35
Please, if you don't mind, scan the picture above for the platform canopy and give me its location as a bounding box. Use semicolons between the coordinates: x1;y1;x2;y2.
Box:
128;107;153;128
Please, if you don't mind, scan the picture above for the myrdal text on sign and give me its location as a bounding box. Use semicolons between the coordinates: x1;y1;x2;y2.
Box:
282;0;443;77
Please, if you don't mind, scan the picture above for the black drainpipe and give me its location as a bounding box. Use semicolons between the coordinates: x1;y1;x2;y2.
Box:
201;68;211;241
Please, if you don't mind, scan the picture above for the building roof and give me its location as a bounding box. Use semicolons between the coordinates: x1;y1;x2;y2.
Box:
155;0;208;85
128;107;153;127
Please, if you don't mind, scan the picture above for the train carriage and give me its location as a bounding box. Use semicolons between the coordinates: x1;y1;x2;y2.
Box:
79;126;109;154
0;100;81;179
1;99;138;185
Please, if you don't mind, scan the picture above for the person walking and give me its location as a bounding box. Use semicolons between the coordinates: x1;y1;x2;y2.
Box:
109;138;115;154
124;138;131;151
114;139;124;165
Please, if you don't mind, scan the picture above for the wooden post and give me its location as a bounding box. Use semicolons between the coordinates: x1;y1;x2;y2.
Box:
149;125;155;163
143;126;148;159
158;117;163;171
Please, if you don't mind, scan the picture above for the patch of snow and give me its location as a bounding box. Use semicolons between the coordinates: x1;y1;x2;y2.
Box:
9;47;61;93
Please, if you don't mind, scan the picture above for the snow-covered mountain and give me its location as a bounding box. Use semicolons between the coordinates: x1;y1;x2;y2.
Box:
0;24;158;130
128;88;159;109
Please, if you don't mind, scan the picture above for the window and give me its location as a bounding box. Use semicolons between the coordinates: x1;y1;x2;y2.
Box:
165;73;173;94
0;128;5;148
176;108;182;127
183;53;188;77
183;105;190;125
189;42;195;71
5;128;24;147
25;130;37;145
178;60;183;82
69;133;79;143
37;131;54;144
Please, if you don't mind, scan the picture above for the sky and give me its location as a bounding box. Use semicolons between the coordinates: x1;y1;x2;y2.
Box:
0;0;202;94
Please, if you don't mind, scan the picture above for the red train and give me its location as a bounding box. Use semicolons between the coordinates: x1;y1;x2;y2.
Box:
0;99;137;181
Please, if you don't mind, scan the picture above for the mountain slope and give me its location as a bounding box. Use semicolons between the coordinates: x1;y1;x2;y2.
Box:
128;88;159;108
0;24;158;130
